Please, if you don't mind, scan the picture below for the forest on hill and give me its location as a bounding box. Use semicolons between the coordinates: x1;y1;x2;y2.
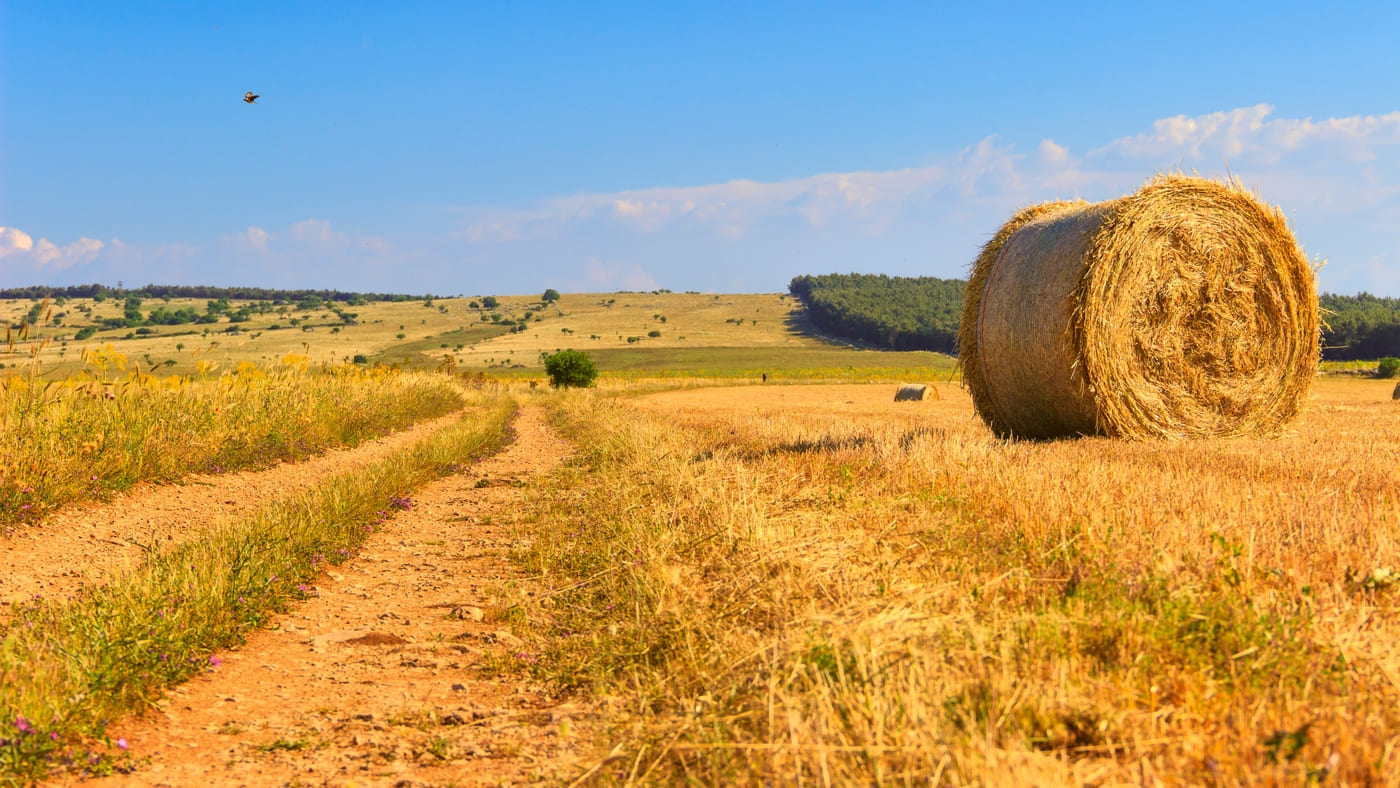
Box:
787;274;964;353
1319;292;1400;360
790;273;1400;361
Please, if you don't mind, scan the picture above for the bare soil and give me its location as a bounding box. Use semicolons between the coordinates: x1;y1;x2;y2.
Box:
46;406;593;787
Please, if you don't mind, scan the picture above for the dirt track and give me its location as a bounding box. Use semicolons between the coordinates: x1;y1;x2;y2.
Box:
48;406;591;787
1;410;469;610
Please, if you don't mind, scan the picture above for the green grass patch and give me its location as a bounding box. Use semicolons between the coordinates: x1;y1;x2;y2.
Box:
368;325;513;367
489;346;957;380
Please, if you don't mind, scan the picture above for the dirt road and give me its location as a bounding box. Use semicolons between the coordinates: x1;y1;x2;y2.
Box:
54;406;591;787
1;410;469;610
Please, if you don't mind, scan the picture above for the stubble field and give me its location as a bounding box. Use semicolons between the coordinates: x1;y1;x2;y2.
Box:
516;376;1400;785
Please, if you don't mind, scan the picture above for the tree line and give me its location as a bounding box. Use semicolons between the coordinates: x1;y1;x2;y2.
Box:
1319;293;1400;360
788;274;964;353
790;273;1400;361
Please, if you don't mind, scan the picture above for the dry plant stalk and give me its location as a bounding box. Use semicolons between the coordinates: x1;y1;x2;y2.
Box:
959;175;1319;439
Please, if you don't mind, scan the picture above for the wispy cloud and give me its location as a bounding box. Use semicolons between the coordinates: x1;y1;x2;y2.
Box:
456;165;950;243
5;106;1400;295
1090;103;1400;165
443;104;1400;293
0;226;104;270
0;219;396;290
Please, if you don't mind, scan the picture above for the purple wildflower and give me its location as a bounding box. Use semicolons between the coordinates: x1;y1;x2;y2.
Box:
15;716;32;734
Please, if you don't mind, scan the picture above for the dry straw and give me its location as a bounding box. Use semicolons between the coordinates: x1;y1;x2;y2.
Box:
958;174;1319;440
893;383;937;401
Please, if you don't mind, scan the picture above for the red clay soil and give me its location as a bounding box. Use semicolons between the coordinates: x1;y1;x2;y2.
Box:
46;406;596;787
0;410;468;613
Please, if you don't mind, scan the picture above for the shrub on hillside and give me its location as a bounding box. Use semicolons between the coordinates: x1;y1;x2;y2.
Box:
544;349;597;388
1378;357;1400;378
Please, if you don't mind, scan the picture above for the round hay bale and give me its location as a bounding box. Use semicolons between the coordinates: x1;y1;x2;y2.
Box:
1392;381;1400;400
958;175;1319;440
894;383;938;402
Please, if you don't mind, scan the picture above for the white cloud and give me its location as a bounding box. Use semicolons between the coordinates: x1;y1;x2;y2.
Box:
443;104;1400;294
221;226;270;252
7;105;1400;295
288;219;336;244
1038;139;1069;164
457;164;949;242
0;227;103;271
1090;103;1400;166
0;227;35;258
218;219;387;258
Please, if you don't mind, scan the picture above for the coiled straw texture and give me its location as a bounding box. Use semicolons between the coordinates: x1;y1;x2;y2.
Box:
958;175;1319;440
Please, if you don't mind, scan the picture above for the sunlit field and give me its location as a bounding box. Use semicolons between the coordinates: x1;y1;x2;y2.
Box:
5;288;1400;784
0;373;512;781
0;292;957;382
0;348;465;531
517;376;1400;785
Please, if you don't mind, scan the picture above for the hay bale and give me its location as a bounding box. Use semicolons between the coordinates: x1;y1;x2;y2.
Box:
958;175;1319;440
1392;381;1400;401
894;383;938;402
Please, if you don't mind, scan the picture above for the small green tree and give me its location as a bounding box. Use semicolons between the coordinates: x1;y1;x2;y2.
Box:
1378;357;1400;378
481;296;499;309
544;349;597;388
542;288;561;303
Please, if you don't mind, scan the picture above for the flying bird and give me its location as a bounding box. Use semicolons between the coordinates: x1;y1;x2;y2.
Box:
244;91;259;104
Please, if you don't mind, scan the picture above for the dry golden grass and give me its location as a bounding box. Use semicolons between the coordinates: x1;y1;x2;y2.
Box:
519;377;1400;785
0;292;867;379
0;352;465;529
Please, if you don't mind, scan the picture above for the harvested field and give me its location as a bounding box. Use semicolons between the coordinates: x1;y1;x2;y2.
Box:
529;376;1400;785
9;376;1400;786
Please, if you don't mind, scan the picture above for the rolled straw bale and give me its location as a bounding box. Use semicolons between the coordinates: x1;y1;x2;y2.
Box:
894;383;938;402
1392;381;1400;400
958;175;1319;440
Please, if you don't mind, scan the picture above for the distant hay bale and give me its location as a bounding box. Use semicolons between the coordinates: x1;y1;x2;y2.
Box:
958;174;1319;440
894;383;937;402
1393;381;1400;400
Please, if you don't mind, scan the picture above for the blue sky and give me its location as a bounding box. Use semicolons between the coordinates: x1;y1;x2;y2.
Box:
3;1;1400;295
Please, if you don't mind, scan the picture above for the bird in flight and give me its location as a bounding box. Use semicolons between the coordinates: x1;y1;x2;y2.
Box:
244;91;260;104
